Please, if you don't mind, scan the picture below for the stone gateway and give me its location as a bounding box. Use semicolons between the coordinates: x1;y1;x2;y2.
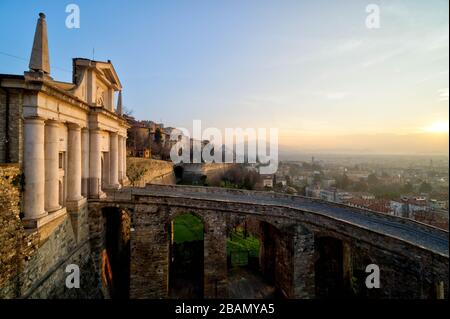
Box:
0;13;448;300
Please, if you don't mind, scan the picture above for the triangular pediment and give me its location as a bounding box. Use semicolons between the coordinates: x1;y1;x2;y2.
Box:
95;61;122;90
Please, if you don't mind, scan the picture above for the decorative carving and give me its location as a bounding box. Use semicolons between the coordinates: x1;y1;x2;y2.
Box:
96;86;105;106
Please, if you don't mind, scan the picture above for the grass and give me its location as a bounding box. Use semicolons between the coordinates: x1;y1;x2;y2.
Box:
227;228;260;258
173;213;204;243
172;215;260;262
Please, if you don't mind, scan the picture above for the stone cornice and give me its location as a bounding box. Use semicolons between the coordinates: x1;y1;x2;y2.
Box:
89;106;131;128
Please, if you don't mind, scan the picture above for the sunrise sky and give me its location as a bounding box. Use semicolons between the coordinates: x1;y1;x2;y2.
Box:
0;0;448;155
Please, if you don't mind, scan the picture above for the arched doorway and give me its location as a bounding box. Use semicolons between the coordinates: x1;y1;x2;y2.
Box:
102;207;131;299
226;218;281;298
174;165;184;183
168;212;204;298
314;236;344;298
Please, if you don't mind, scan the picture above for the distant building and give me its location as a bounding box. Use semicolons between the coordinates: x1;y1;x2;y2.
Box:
275;174;287;186
319;187;353;203
261;174;274;188
345;198;391;214
320;188;336;202
429;199;448;211
291;175;306;186
305;185;321;198
321;178;336;188
390;196;430;218
390;200;406;217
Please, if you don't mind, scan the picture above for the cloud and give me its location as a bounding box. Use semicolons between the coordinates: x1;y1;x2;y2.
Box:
438;88;449;101
326;92;348;100
361;47;407;68
335;39;364;53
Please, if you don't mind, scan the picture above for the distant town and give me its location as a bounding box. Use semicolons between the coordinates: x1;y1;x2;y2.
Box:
125;116;449;230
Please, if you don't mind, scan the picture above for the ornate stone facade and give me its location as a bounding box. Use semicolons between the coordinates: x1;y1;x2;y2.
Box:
0;13;129;230
0;13;129;298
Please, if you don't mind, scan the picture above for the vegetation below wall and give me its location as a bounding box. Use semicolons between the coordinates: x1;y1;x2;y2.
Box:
173;214;203;243
227;228;260;258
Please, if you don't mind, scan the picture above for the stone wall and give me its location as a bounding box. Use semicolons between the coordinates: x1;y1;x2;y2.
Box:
127;157;175;187
0;89;23;164
344;237;448;299
0;164;101;299
178;163;237;184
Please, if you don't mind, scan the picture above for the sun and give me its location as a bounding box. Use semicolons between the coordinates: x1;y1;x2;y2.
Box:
424;121;449;133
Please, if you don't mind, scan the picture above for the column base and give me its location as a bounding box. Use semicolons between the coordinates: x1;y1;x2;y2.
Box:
105;183;121;190
46;205;62;213
23;207;67;229
22;211;48;229
89;191;107;199
122;176;130;186
66;197;87;211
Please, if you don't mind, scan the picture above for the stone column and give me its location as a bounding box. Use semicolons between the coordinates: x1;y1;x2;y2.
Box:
118;135;123;183
89;129;103;198
204;212;228;298
23;117;47;223
44;120;61;212
81;128;90;196
109;132;119;188
292;225;315;298
67;123;83;202
123;136;128;183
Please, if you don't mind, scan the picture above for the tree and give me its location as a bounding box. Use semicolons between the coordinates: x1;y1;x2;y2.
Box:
127;163;148;186
352;180;369;192
402;182;414;194
123;106;133;116
154;128;162;144
216;165;260;190
419;181;432;193
367;173;379;186
336;173;351;190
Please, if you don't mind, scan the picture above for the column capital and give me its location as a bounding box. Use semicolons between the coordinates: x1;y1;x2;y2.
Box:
67;122;81;131
45;119;60;127
24;116;46;124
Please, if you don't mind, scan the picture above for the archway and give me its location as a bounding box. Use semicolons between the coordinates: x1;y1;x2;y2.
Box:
168;212;204;298
226;217;281;298
174;165;184;183
314;236;344;298
102;207;131;299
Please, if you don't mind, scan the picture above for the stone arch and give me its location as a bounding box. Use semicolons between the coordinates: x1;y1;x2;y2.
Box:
174;165;184;182
226;214;315;299
314;235;346;298
166;208;205;298
100;206;131;299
